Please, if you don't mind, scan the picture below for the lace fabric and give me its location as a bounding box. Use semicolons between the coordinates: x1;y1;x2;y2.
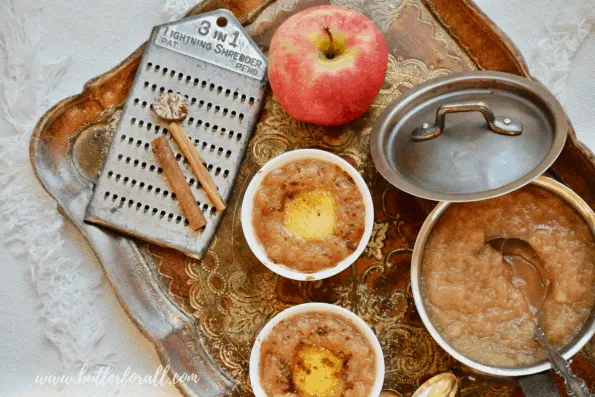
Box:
530;0;595;105
0;0;112;373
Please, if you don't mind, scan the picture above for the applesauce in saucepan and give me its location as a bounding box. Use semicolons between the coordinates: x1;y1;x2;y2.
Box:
258;311;377;397
422;185;595;366
252;158;365;273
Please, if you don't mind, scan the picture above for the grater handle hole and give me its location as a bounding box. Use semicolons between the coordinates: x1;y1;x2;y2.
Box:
216;16;228;27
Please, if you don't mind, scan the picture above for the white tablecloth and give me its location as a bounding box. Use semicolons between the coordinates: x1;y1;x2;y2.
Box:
0;0;593;396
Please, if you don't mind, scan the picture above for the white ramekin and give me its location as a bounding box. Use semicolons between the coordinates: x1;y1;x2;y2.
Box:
241;149;374;281
249;302;385;397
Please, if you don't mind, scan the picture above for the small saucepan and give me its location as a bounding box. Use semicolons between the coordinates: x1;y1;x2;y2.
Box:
410;176;595;396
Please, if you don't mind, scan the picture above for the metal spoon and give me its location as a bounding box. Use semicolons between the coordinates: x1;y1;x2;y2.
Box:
487;237;594;397
411;373;457;397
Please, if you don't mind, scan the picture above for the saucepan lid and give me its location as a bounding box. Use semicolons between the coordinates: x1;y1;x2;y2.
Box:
370;71;567;202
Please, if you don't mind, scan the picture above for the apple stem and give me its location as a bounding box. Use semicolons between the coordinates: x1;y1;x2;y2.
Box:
322;25;336;59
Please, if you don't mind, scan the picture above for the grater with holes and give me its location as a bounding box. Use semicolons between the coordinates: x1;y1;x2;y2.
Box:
85;9;268;259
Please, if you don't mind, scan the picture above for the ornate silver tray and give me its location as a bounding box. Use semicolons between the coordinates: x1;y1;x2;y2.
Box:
30;0;595;395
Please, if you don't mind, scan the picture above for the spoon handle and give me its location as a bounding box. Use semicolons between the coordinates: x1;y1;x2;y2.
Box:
535;325;594;397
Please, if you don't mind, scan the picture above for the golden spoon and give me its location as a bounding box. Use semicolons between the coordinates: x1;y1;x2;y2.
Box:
410;373;457;397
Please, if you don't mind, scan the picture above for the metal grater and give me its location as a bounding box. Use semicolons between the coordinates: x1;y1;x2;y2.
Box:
86;9;268;259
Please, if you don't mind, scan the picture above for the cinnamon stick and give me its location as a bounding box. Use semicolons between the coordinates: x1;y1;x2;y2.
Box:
168;122;226;211
152;136;207;231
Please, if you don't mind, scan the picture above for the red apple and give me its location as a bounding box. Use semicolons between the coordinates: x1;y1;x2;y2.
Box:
268;5;388;126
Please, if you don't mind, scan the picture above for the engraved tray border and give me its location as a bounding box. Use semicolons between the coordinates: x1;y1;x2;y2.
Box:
29;0;595;396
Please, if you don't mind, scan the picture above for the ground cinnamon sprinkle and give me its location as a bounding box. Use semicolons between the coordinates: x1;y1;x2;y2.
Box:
259;311;376;397
252;158;365;272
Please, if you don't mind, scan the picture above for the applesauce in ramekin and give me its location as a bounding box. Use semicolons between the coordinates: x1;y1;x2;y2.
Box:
250;303;384;397
242;149;374;281
252;157;365;273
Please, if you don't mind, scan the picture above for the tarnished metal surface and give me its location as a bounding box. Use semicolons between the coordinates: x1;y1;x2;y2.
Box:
372;72;568;202
85;9;267;259
29;0;595;396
